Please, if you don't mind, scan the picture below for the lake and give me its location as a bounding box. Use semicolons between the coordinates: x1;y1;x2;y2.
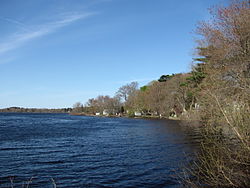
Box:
0;113;200;187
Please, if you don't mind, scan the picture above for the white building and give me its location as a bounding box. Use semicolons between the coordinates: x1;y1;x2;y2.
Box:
134;111;142;117
103;109;109;116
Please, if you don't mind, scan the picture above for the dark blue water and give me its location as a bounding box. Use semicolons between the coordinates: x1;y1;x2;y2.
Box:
0;113;200;188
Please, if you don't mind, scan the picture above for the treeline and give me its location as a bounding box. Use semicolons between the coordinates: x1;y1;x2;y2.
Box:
0;107;72;113
72;70;205;118
73;0;250;187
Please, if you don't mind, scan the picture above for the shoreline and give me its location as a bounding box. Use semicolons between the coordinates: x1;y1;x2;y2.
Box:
69;113;202;127
70;112;178;119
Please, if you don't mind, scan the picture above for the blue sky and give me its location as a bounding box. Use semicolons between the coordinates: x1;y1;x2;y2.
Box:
0;0;228;108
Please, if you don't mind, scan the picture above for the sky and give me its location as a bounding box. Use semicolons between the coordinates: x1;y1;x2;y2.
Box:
0;0;229;108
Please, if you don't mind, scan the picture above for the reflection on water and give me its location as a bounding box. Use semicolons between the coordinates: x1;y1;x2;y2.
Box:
0;113;201;187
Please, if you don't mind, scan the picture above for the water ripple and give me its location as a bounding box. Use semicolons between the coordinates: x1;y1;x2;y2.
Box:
0;113;201;187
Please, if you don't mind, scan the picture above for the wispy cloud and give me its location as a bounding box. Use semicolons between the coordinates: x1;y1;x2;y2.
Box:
0;17;29;31
0;12;95;56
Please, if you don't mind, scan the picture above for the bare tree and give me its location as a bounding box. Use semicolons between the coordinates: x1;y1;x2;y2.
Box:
85;95;121;115
185;1;250;187
115;82;138;102
72;102;83;113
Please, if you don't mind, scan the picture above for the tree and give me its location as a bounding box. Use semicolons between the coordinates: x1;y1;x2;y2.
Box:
85;95;121;115
140;85;148;92
145;81;166;115
126;89;148;113
115;82;138;102
185;1;250;187
72;102;83;113
158;74;174;82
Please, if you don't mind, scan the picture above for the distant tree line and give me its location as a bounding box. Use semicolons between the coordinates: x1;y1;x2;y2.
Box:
72;69;205;118
0;107;72;113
